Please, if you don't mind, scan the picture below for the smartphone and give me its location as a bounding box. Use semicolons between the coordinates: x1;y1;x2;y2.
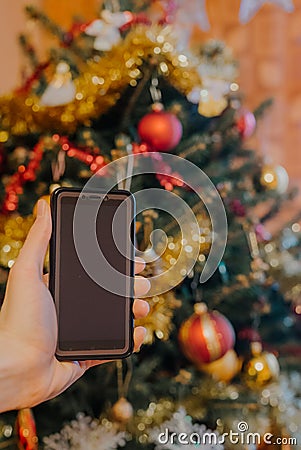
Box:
49;187;135;360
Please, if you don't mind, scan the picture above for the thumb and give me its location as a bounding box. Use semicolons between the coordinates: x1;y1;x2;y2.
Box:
16;199;52;276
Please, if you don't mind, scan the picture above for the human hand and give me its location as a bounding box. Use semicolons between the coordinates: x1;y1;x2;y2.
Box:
0;199;150;412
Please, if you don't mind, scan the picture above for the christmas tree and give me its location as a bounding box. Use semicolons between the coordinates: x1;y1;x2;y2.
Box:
0;2;301;449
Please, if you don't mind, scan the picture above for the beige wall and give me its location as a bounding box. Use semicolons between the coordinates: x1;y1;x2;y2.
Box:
197;0;301;187
0;0;42;94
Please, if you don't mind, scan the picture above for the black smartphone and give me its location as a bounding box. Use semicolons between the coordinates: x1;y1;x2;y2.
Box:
49;187;135;360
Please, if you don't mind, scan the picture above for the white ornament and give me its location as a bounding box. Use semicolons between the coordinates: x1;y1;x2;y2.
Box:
275;165;289;194
201;78;231;101
239;0;294;24
40;62;76;107
85;10;131;51
187;41;237;116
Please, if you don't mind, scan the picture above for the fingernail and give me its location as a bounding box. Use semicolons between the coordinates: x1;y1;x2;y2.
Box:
141;327;147;340
37;199;47;217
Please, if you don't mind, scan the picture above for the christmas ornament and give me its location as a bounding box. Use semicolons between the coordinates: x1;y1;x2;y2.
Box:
200;349;242;382
40;62;76;107
16;408;38;450
260;164;289;193
239;0;294;24
243;342;280;388
111;397;133;423
236;108;256;138
85;10;132;51
111;360;134;424
188;41;238;118
260;165;278;190
138;104;183;151
179;303;235;365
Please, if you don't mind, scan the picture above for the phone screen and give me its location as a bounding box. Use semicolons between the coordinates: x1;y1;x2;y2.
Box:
54;192;134;356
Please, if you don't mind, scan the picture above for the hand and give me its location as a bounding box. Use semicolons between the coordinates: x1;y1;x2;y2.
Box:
0;199;150;412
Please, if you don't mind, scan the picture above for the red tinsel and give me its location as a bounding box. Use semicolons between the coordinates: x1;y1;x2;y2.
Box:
132;142;184;190
2;136;108;213
2;136;186;213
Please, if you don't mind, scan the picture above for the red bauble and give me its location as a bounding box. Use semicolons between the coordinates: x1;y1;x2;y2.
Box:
137;109;183;151
179;303;235;365
236;108;256;139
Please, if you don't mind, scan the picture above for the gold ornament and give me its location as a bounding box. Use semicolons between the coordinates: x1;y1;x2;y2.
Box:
243;342;280;389
260;165;278;190
200;349;242;383
111;397;133;423
198;94;227;118
260;164;289;193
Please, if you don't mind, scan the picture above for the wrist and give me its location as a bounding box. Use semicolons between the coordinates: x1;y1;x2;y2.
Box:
0;332;37;412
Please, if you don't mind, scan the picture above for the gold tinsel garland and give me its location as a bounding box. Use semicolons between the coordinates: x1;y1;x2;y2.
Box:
136;291;181;344
0;214;34;269
0;25;201;139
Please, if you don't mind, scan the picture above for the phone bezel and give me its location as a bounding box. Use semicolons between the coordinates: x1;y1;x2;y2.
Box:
49;187;135;360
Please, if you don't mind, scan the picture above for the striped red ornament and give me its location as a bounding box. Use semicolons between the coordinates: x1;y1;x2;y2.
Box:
178;303;235;365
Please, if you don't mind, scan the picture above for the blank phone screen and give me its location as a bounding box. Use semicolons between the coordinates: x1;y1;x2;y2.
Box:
57;194;133;352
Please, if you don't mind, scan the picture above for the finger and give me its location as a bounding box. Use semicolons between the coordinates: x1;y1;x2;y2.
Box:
16;200;52;276
134;276;150;297
134;257;145;274
43;273;49;287
134;326;146;352
133;299;149;319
